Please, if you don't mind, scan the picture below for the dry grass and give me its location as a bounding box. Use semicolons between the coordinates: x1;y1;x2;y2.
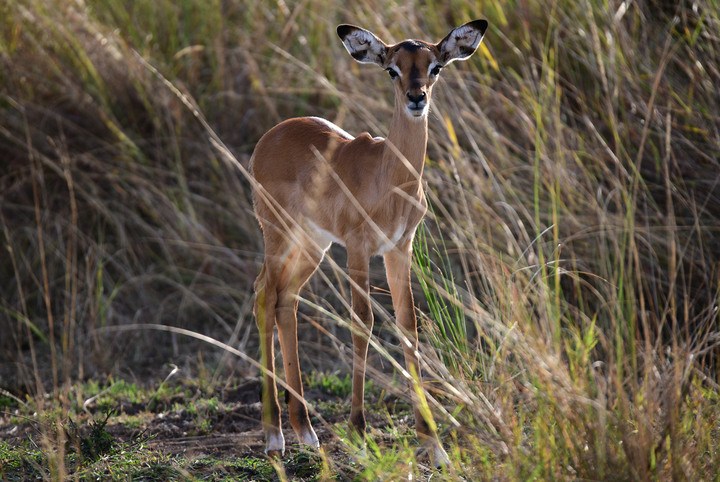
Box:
1;0;719;478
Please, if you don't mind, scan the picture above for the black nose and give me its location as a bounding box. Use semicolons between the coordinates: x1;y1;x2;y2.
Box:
407;91;426;104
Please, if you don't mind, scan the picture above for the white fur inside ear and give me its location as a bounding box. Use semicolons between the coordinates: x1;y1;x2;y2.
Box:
440;25;483;63
341;28;386;65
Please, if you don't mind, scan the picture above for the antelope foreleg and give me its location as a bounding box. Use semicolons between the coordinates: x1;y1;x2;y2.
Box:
384;244;449;467
347;245;373;440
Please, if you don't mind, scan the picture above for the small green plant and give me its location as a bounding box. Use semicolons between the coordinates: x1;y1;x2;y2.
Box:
0;394;20;410
284;450;325;480
197;417;212;435
66;411;116;461
204;396;219;413
304;371;353;399
223;456;277;480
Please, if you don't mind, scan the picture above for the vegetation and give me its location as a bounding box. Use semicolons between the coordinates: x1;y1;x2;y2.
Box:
1;0;719;479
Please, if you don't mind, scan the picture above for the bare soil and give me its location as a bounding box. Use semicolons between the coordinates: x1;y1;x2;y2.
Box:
0;375;407;480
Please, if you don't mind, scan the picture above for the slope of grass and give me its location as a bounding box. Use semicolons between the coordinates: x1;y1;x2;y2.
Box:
1;0;719;478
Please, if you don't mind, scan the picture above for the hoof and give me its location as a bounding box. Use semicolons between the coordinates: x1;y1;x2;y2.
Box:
265;448;284;459
349;444;367;465
298;427;320;449
418;441;450;468
431;444;450;468
264;429;285;458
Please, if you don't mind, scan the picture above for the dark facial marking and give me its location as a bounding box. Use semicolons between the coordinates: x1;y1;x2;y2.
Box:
409;64;422;90
396;40;425;52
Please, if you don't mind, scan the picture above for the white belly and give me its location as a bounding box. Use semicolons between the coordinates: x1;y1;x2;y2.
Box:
375;223;407;254
305;219;342;249
306;218;414;256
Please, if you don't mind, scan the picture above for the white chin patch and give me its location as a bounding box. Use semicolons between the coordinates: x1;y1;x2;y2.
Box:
406;105;428;118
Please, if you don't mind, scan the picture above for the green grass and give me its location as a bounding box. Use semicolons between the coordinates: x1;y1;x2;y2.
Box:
304;371;361;399
0;379;335;480
2;0;720;479
0;413;155;481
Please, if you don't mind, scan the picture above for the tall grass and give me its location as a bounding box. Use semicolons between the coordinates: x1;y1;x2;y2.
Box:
1;0;719;478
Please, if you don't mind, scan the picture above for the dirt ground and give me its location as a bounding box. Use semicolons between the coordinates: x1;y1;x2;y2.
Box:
0;375;410;480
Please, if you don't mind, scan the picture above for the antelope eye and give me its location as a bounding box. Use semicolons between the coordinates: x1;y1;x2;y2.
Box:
430;64;443;76
386;67;399;79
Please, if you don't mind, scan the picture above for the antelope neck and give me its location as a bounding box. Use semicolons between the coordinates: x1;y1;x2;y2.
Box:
383;102;429;185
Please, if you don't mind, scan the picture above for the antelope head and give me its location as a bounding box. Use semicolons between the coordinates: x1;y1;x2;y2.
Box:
337;20;488;118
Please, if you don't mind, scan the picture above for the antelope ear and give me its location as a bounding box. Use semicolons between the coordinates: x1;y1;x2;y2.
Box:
337;24;388;67
436;19;488;64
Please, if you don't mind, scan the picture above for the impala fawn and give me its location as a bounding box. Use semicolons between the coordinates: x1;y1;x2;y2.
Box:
251;19;488;466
